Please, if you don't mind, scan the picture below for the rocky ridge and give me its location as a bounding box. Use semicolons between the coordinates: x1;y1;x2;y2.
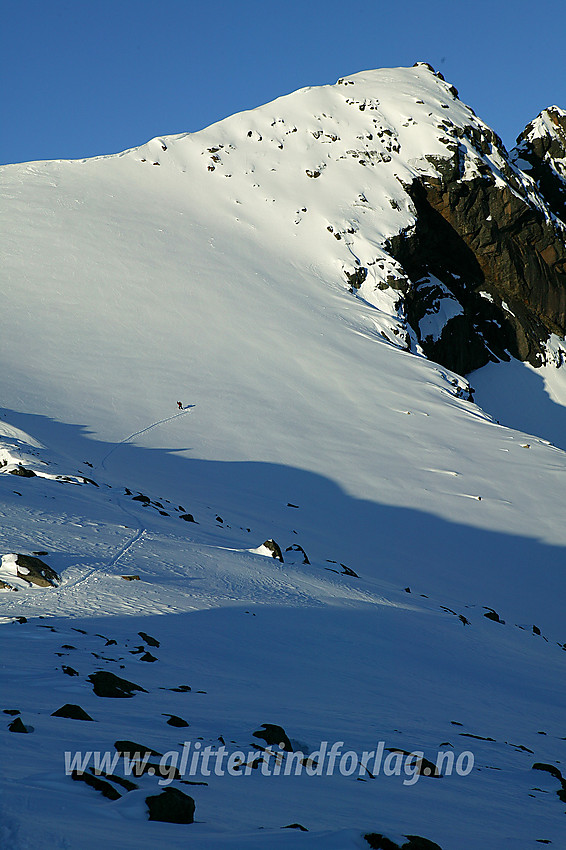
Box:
384;65;566;374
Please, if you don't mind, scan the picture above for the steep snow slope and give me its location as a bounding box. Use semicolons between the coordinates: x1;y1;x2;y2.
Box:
1;66;566;849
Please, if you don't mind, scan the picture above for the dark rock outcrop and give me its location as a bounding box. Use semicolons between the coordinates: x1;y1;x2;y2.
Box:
388;117;566;373
260;539;284;562
51;704;94;721
532;762;566;804
8;717;32;733
71;770;121;800
114;739;162;757
365;834;443;850
163;713;189;727
146;787;195;823
138;631;160;647
253;723;293;752
285;544;310;564
87;672;148;698
1;554;60;588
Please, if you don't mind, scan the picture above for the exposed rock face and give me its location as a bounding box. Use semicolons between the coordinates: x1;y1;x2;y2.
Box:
388;123;566;373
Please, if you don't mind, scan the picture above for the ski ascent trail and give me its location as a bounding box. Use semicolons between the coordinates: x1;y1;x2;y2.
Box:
97;406;195;470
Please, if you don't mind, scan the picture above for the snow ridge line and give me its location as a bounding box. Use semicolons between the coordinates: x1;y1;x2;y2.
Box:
98;407;194;470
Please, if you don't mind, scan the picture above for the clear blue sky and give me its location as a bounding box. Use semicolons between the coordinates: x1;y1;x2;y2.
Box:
2;0;565;165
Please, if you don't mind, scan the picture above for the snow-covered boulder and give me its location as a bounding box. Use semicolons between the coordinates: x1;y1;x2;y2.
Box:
0;554;59;590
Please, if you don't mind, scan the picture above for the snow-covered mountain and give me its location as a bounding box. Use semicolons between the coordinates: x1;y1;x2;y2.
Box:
1;64;565;849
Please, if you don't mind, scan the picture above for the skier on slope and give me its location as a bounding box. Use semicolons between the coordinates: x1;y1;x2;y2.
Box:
177;401;183;410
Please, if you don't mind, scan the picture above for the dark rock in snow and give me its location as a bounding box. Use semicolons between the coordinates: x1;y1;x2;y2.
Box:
62;665;79;676
483;609;505;624
532;762;565;784
121;574;140;581
282;823;308;831
88;671;148;698
8;717;32;733
345;266;368;292
179;513;197;522
163;713;189;727
140;651;158;662
71;770;121;800
51;704;94;721
4;554;60;588
253;723;293;752
365;833;443;849
88;767;138;792
9;465;37;478
261;539;284;562
114;739;162;757
386;748;442;777
138;631;160;647
285;544;310;564
146;787;195;823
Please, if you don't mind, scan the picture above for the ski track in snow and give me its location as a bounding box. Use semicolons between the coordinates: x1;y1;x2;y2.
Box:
98;407;194;470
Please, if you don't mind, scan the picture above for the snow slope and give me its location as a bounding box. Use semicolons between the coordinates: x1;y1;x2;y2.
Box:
1;65;566;849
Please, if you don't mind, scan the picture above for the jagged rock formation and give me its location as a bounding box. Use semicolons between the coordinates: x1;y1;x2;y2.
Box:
512;106;566;222
386;74;566;373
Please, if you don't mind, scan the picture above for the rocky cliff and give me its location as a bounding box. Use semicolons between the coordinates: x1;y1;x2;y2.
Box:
386;68;566;374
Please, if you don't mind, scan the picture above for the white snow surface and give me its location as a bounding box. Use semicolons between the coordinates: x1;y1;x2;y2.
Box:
1;65;566;849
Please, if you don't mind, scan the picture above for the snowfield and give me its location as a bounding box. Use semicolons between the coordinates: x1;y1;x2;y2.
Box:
1;65;565;849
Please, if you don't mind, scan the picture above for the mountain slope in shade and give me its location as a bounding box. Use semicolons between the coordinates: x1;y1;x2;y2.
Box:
1;64;566;849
